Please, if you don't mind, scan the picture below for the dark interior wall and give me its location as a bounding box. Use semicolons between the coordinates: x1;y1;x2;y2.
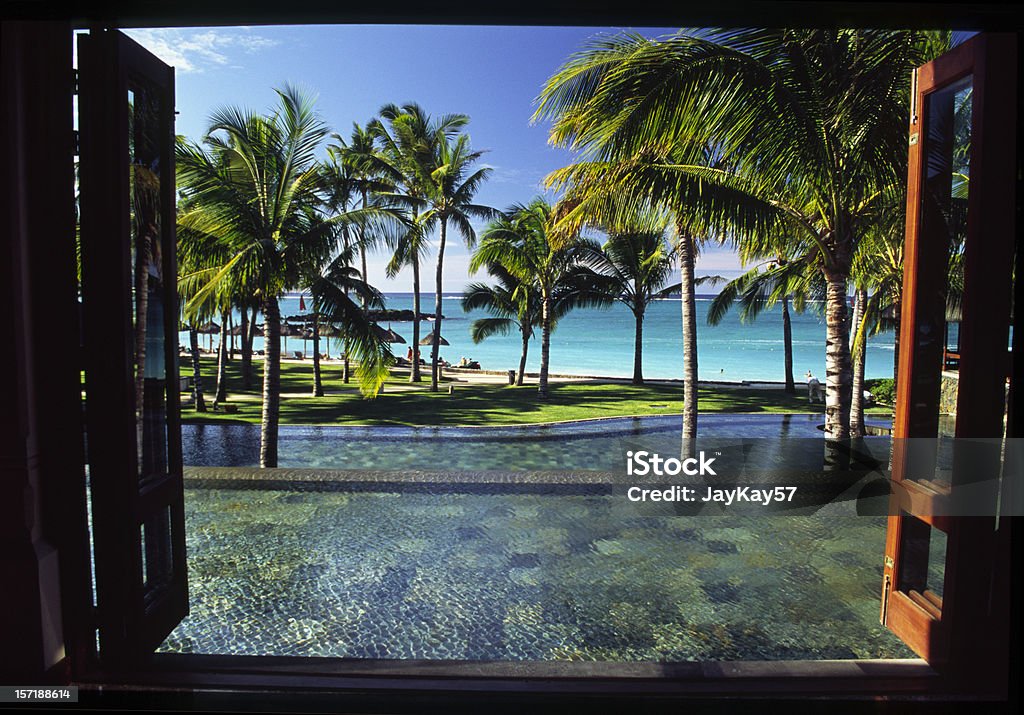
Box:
4;0;1024;29
0;21;87;682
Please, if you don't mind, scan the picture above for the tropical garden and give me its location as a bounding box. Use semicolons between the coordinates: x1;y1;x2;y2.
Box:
175;28;953;466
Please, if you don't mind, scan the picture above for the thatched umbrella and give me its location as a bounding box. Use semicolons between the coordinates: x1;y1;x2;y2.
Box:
316;323;343;359
372;323;407;344
419;333;449;346
280;322;304;355
196;321;220;352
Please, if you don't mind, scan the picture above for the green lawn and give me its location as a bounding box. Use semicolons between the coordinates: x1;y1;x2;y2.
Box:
180;356;890;427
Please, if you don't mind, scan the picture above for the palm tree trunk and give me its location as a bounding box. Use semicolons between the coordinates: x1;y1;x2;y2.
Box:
430;218;447;392
782;295;795;394
360;188;370;310
517;328;530;386
240;305;252;390
632;308;645;386
679;230;698;441
539;295;552;399
214;312;228;405
341;225;352;384
823;268;852;439
260;298;281;468
189;326;205;412
228;310;235;360
342;339;351;383
411;257;422;382
312;313;323;397
850;287;868;437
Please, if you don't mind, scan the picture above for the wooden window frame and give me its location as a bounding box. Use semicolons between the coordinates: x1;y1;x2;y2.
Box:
882;33;1017;690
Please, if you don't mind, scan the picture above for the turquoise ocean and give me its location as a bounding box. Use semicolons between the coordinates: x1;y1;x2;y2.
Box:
181;292;897;383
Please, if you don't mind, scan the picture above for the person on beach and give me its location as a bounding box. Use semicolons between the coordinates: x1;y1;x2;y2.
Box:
806;371;824;403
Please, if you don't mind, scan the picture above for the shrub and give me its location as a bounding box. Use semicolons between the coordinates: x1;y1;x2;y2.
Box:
866;378;896;406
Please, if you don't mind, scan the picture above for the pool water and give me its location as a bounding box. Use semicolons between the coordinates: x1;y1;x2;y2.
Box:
182;413;836;471
162;414;915;661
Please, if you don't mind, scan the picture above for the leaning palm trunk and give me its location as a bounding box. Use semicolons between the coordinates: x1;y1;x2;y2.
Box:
678;231;699;442
260;298;282;468
823;269;852;439
214;313;228;405
410;258;422;382
517;329;530;386
188;326;206;412
539;296;552;399
782;295;795;394
632;309;645;386
312;314;323;397
430;219;448;391
850;287;868;437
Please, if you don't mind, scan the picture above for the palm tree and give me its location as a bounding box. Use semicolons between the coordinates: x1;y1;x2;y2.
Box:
575;230;682;385
470;198;612;398
370;103;469;383
297;225;393;397
708;253;824;395
542;145;732;440
461;265;542;386
327;122;396;306
535;29;949;439
417;130;496;391
176;85;390;468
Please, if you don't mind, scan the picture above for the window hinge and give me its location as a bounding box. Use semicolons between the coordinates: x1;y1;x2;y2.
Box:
73;130;80;157
73;69;79;95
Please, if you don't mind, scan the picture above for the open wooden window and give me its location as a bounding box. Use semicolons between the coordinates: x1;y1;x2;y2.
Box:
77;28;188;665
882;33;1016;683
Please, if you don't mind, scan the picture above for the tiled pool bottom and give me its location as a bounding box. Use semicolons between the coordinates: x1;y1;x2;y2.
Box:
159;486;914;661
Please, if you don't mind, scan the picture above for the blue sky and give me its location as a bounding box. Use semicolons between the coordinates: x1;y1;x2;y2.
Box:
122;24;754;291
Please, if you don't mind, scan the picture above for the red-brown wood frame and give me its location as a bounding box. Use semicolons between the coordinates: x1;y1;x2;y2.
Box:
883;33;1016;688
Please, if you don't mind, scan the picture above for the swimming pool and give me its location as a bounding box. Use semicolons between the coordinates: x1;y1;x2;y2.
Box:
162;415;914;661
182;413;843;471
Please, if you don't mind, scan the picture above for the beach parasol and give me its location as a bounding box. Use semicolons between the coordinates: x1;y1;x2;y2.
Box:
316;323;343;358
196;321;220;352
280;322;303;354
419;333;449;346
372;323;407;344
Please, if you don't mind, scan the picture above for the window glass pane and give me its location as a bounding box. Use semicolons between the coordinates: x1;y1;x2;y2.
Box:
129;81;171;485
